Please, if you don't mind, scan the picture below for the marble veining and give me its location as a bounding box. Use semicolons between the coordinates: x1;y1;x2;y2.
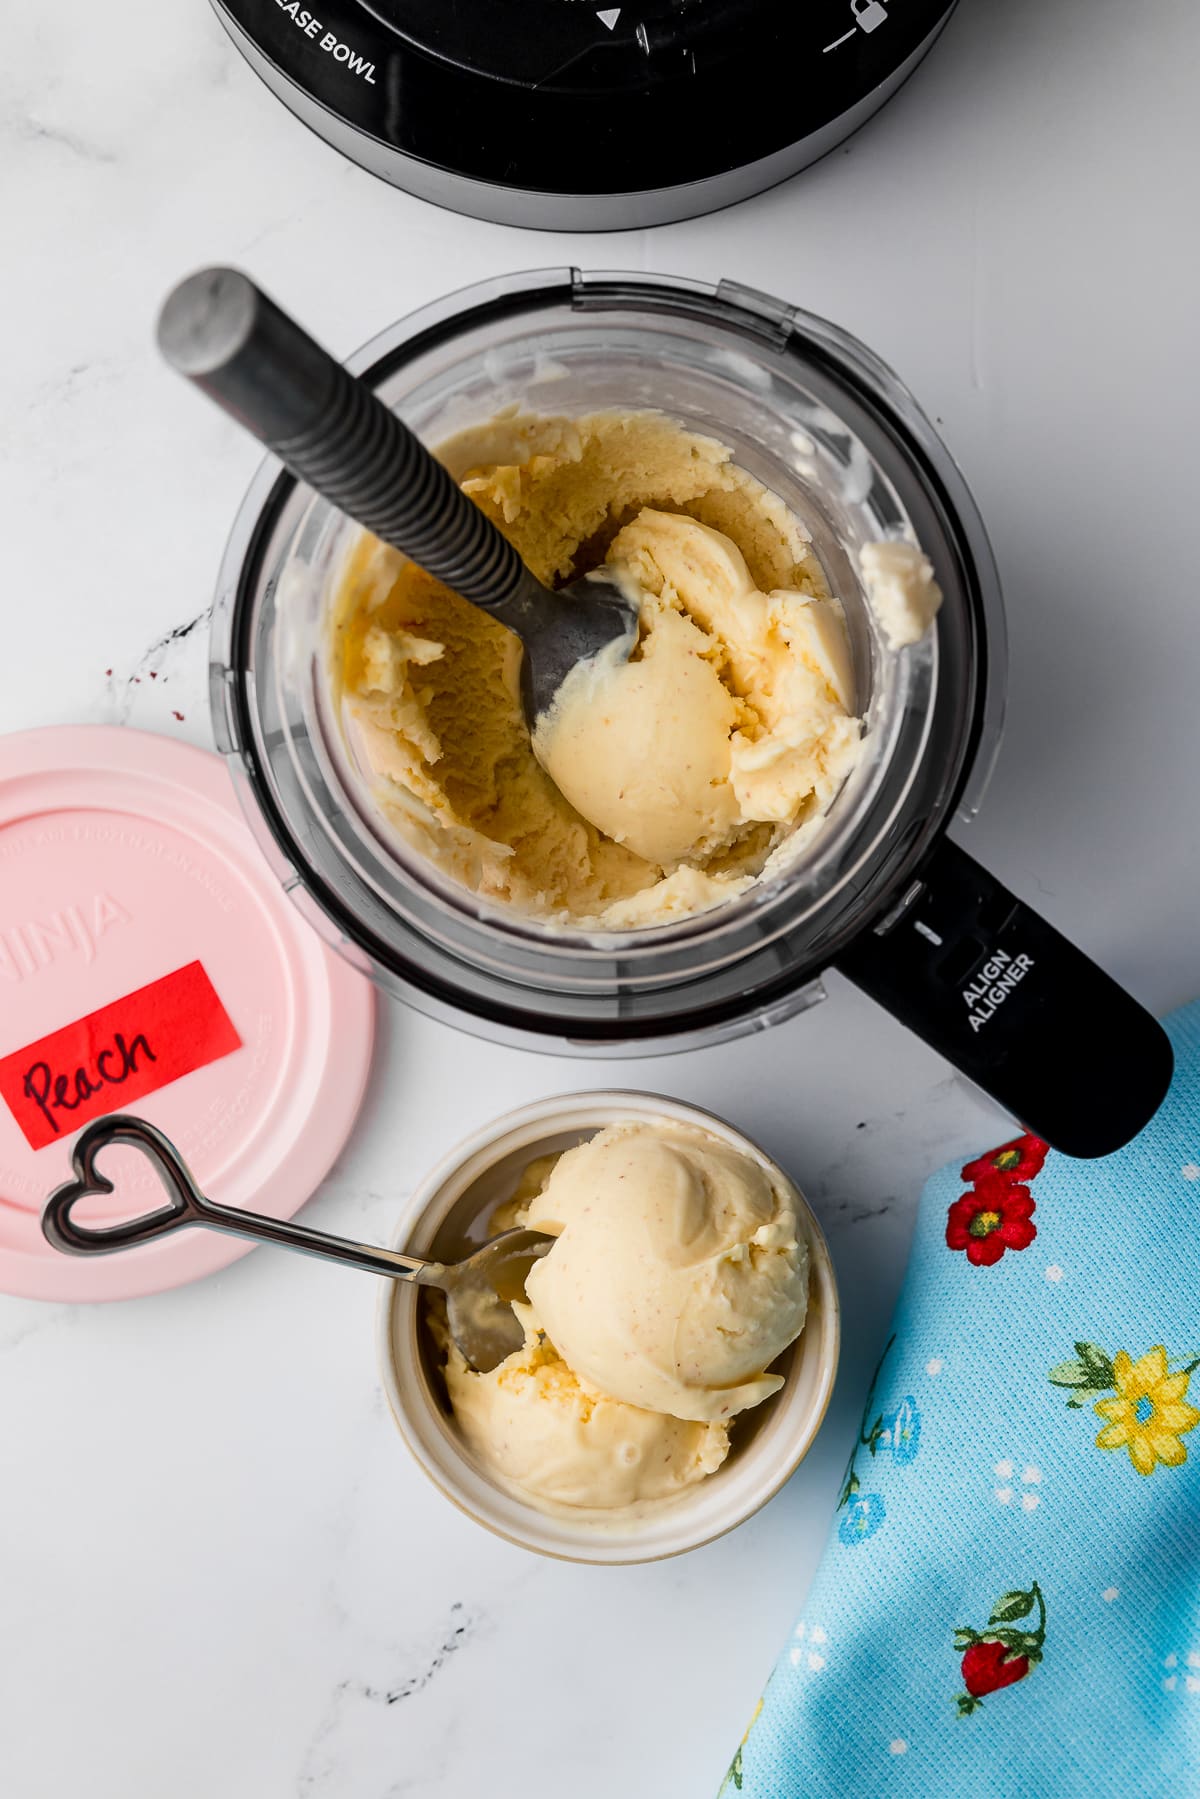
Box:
4;2;1199;1795
297;1603;486;1793
104;606;212;730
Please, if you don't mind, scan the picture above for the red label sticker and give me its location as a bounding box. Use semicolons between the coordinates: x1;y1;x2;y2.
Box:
0;961;242;1150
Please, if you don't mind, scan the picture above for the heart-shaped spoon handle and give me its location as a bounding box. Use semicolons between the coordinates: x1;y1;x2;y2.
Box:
42;1114;432;1281
157;267;538;617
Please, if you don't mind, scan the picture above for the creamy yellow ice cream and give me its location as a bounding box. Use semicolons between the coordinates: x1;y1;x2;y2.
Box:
332;410;863;928
859;540;944;648
532;511;859;869
436;1119;811;1515
524;1122;810;1423
442;1303;730;1510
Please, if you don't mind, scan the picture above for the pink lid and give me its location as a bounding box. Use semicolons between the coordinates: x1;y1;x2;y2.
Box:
0;726;375;1301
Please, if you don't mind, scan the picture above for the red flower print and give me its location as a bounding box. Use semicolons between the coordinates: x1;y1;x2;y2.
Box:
954;1581;1045;1715
945;1180;1036;1265
962;1132;1048;1187
960;1639;1030;1697
948;1132;1046;1267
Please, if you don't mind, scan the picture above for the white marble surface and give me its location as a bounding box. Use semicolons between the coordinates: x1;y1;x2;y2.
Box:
3;3;1200;1794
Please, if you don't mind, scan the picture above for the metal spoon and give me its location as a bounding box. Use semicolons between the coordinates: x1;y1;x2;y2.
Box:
41;1114;553;1372
156;266;639;726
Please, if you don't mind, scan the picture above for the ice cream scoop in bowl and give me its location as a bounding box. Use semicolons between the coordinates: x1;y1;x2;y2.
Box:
381;1091;840;1564
156;267;639;728
41;1113;552;1372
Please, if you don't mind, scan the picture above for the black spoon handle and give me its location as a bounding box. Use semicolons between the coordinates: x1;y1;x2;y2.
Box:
157;266;532;612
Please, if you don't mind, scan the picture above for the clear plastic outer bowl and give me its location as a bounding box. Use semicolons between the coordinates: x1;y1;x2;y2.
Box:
375;1091;840;1564
210;268;1005;1056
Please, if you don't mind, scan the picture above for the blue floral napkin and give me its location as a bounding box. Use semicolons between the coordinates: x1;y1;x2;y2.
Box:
724;1001;1200;1799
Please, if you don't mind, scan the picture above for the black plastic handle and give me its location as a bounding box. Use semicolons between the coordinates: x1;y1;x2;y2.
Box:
157;266;533;613
836;837;1173;1157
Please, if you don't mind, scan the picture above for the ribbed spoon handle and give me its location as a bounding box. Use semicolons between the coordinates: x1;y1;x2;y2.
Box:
157;265;530;611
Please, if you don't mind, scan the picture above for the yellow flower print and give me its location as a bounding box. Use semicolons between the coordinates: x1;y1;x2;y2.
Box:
1094;1347;1200;1475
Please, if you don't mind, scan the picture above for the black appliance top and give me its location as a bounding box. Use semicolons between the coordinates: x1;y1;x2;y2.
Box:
217;0;956;194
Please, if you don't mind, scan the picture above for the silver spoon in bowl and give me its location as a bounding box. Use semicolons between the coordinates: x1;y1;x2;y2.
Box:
41;1114;552;1373
156;266;639;728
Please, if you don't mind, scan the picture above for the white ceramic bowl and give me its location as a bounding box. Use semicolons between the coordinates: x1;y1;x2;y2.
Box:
377;1091;840;1564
